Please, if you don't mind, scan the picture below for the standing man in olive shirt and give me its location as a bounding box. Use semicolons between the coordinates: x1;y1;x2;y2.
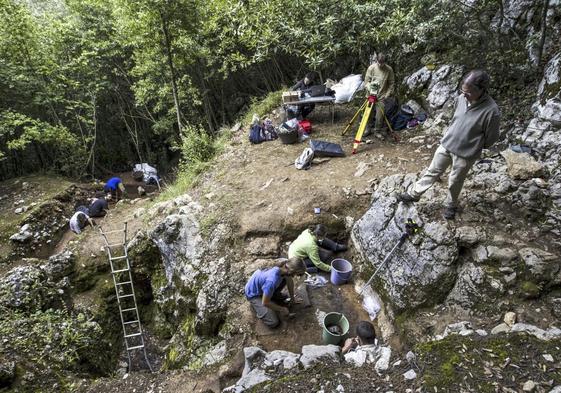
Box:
398;70;501;220
364;53;395;136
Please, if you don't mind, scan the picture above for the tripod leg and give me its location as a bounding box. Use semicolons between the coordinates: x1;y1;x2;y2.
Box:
383;112;400;142
342;100;367;135
352;102;373;154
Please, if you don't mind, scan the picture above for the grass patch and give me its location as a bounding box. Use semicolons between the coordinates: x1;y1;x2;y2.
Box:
242;90;283;126
158;128;232;201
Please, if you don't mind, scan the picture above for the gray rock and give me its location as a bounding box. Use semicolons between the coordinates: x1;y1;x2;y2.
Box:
300;345;340;369
442;321;473;338
503;311;517;327
543;354;554;362
501;149;544;180
231;368;271;392
537;98;561;126
403;369;417;380
476;329;488;336
405;351;416;363
375;347;391;373
519;247;559;283
42;251;74;281
491;323;511;335
352;175;458;311
511;323;561;340
538;51;560;98
405;67;432;92
523;380;536;392
0;266;60;311
549;386;561;393
263;350;300;370
9;231;32;242
242;347;266;377
202;341;227;366
446;263;489;308
427;80;454;109
455;226;484;246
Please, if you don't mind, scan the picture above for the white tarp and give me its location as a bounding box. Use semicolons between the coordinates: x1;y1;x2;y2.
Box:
133;163;158;183
330;74;364;104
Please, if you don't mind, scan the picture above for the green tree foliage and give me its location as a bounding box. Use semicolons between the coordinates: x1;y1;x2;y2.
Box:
0;0;540;180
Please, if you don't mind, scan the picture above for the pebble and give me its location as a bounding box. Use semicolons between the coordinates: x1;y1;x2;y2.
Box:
336;384;344;392
522;380;536;392
406;351;416;363
543;354;554;362
504;311;517;326
403;369;417;380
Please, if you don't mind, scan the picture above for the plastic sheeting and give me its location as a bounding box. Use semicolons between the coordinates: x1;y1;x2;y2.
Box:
330;74;364;104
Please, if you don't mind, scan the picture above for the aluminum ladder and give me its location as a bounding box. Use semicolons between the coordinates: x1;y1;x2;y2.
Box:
99;222;153;372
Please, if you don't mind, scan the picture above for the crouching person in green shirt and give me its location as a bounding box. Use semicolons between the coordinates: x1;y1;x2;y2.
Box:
288;224;348;273
245;258;306;328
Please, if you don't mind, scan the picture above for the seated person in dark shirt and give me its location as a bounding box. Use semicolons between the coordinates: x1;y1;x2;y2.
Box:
291;72;317;119
88;191;108;217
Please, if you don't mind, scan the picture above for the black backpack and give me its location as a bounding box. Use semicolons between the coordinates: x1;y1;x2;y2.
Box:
249;124;264;144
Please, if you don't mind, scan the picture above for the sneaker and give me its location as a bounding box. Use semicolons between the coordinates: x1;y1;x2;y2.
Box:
335;243;348;252
443;206;457;220
397;193;420;203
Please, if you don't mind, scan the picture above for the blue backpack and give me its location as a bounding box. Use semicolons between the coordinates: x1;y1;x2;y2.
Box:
249;124;264;144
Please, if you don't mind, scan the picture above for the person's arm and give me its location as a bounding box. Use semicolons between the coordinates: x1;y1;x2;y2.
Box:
87;217;95;228
291;80;303;91
286;276;295;300
383;68;395;99
342;337;359;354
262;293;288;313
483;111;501;148
364;65;373;84
307;243;332;272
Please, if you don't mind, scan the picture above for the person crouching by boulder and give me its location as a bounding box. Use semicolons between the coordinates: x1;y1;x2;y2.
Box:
342;321;378;366
103;177;126;201
88;191;109;217
288;224;348;273
69;208;94;234
245;258;306;328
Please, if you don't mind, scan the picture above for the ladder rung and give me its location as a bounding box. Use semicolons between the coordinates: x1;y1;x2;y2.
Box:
110;256;128;261
112;268;129;273
118;294;134;299
100;229;125;235
124;320;139;325
106;243;125;248
121;308;137;313
125;332;142;338
126;345;145;351
116;281;132;286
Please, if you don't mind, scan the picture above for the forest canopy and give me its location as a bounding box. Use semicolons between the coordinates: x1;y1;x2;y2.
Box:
0;0;537;180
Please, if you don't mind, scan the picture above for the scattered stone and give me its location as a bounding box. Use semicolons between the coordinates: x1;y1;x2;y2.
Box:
501;149;544;180
375;347;391;373
522;380;536;392
14;207;26;214
403;369;417;380
476;329;488;336
336;384;345;392
405;351;416;363
354;162;370;177
491;323;511;335
504;311;517;327
300;345;340;369
543;354;554;362
511;323;561;341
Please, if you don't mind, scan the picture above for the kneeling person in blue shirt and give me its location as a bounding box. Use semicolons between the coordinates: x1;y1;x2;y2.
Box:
245;258;306;328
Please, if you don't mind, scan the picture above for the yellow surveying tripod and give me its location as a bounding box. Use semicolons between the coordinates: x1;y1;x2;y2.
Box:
342;95;399;154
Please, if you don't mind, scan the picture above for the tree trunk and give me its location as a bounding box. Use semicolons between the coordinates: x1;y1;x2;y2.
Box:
160;9;183;132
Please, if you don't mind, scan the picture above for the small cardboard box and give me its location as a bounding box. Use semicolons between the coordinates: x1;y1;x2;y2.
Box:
282;91;299;103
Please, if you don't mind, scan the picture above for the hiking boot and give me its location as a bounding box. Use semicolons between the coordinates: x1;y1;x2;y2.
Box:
397;193;420;203
443;206;457;220
335;243;348;252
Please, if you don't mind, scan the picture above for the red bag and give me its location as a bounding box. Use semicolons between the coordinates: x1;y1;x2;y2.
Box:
298;120;312;134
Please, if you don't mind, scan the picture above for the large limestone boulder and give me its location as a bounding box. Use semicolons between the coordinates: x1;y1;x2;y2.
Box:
519;247;560;284
537;98;561;126
352;175;458;311
146;196;234;336
501;149;544;180
538;52;561;100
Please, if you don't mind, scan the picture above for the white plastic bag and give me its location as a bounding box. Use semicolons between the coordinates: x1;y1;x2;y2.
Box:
331;74;364;103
